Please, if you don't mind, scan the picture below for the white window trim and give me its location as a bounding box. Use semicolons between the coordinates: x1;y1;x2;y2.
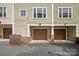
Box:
32;7;47;19
19;9;27;16
0;6;7;18
58;7;73;19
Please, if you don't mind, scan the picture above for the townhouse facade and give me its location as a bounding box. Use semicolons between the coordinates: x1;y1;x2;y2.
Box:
14;3;52;41
0;3;12;39
54;3;79;41
0;3;79;42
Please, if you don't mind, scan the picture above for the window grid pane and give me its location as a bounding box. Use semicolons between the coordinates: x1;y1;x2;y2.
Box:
59;8;72;18
43;8;46;18
69;8;72;18
63;8;68;13
34;8;36;18
59;8;62;18
63;13;68;18
0;7;2;17
0;7;6;17
33;7;47;19
63;8;68;18
21;10;26;16
4;7;6;17
37;8;42;18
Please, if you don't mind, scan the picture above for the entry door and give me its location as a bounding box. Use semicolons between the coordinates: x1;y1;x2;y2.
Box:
33;29;47;40
3;28;12;39
54;29;66;40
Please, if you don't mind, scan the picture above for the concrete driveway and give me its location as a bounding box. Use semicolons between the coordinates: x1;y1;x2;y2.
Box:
0;41;79;56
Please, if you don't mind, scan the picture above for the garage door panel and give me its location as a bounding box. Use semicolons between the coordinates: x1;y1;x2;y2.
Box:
54;29;66;40
3;28;12;39
33;29;47;40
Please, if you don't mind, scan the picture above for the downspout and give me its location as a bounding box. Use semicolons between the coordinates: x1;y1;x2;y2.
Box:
50;3;54;43
12;3;14;34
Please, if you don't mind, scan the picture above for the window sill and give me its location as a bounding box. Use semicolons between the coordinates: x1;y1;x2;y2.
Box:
0;17;8;19
32;18;48;20
58;18;73;20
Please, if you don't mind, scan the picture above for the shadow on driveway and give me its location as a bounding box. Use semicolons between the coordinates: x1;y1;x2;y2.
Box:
17;43;79;56
52;43;79;56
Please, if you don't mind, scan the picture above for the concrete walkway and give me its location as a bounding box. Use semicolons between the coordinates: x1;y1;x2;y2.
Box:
0;41;79;56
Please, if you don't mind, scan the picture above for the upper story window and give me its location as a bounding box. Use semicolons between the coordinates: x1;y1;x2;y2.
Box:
0;7;6;17
33;7;47;19
20;9;27;16
58;7;72;19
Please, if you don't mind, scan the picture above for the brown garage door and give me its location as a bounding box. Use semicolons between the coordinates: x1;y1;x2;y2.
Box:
33;29;47;40
54;29;66;40
3;28;12;39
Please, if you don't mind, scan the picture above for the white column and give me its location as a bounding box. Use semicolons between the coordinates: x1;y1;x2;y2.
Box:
76;24;79;37
51;26;54;35
51;3;54;35
12;3;14;34
50;3;54;42
66;27;67;40
27;25;30;37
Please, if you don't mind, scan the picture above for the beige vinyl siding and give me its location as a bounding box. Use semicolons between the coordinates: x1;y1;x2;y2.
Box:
14;3;52;24
0;28;3;38
0;3;12;24
67;26;76;41
54;3;79;24
14;3;52;37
